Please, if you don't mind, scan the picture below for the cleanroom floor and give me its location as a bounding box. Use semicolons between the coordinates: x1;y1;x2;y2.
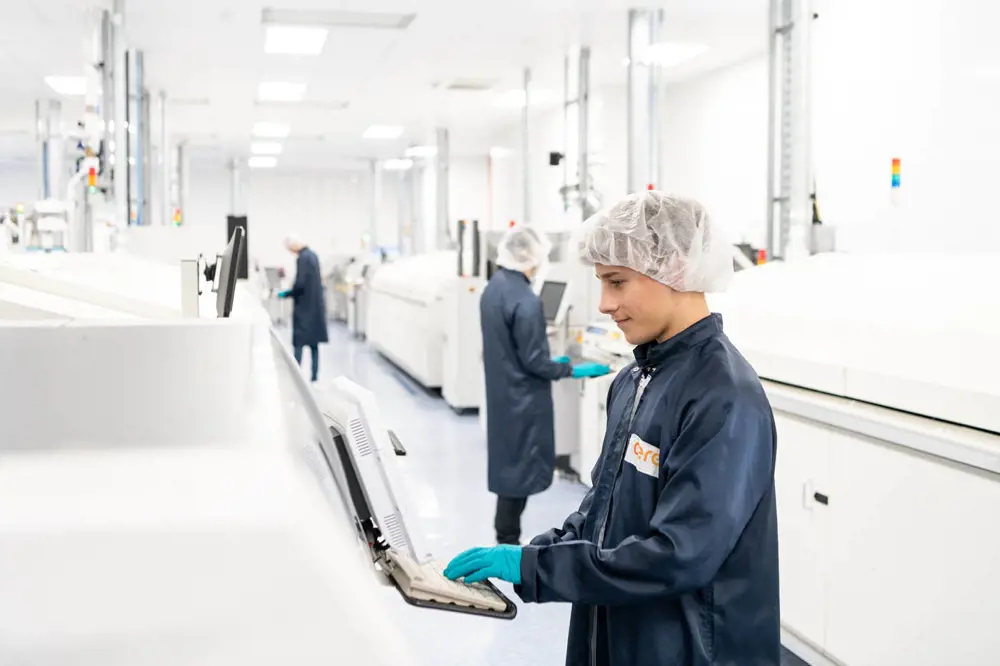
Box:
290;323;810;666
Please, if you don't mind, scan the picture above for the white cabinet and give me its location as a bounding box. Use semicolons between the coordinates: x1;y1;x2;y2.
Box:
776;406;1000;665
823;431;1000;666
774;414;831;650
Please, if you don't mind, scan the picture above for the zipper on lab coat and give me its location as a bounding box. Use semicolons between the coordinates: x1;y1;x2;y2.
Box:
590;367;653;666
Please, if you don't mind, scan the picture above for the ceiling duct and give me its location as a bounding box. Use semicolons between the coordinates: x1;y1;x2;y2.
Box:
262;8;416;30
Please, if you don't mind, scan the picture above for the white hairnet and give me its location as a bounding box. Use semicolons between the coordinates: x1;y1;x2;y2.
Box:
577;191;733;293
284;234;302;248
496;226;551;273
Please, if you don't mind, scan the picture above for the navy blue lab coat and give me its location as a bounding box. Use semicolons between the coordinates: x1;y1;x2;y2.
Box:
517;314;780;666
288;247;329;348
481;268;573;498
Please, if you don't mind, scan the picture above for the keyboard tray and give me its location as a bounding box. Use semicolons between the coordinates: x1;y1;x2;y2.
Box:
389;576;518;620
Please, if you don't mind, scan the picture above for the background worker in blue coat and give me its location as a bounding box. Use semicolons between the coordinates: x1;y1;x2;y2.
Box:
278;235;329;383
447;192;780;666
480;227;610;545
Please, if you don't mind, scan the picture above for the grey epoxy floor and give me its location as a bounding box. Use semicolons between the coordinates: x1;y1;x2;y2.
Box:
299;323;809;666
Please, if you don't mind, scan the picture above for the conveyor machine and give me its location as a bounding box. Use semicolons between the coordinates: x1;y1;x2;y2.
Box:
706;252;1000;666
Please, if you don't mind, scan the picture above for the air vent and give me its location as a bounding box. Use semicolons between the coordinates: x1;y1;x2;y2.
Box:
381;512;407;550
349;419;373;457
435;79;497;92
262;8;415;30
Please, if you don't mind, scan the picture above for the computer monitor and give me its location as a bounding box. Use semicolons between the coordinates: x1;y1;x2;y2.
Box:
216;227;246;318
540;280;568;324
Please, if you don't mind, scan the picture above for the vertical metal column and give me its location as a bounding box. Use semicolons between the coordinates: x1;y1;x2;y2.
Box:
578;46;593;221
175;141;188;224
435;127;450;248
228;158;243;215
767;0;814;259
369;160;380;250
627;9;663;194
141;87;152;226
35;99;63;200
521;68;531;224
159;91;169;226
397;170;411;255
112;0;128;227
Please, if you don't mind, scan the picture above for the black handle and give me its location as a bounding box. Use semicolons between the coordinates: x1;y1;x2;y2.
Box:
813;492;829;506
456;220;465;276
388;430;407;456
472;220;481;278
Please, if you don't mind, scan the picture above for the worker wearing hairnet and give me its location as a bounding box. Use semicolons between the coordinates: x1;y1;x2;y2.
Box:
278;235;329;382
447;192;780;665
479;226;610;545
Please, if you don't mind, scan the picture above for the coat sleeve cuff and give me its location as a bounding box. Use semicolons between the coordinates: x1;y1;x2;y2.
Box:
515;545;541;603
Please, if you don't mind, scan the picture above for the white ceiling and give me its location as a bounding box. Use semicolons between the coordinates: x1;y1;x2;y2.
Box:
0;0;767;168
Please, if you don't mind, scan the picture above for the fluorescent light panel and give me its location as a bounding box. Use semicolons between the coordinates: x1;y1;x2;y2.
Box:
404;145;437;158
258;81;307;102
363;125;403;139
251;142;283;155
262;8;416;30
252;122;290;138
264;25;328;55
249;156;278;168
383;158;413;171
44;76;86;96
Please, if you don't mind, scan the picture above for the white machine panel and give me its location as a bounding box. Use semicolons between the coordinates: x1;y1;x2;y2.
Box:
442;276;484;410
708;253;1000;433
367;251;457;388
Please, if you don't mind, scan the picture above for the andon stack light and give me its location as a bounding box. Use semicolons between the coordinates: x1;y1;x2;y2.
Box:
87;166;96;193
892;158;901;189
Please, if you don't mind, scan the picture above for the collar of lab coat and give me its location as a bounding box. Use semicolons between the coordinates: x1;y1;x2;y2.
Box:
632;313;724;370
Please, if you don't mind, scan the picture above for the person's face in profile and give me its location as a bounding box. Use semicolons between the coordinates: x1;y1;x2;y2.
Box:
595;264;677;345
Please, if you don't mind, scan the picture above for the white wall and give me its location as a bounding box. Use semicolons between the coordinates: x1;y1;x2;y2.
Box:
185;165;399;274
813;0;1000;253
489;89;629;233
661;56;769;247
0;163;38;210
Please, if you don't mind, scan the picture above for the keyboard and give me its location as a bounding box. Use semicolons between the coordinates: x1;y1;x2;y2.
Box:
386;549;509;613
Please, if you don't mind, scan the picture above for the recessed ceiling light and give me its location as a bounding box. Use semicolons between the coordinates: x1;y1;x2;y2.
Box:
252;122;290;138
640;42;708;67
404;145;437;158
251;142;283;155
382;158;413;171
258;82;306;102
262;8;416;30
264;25;328;55
249;156;278;168
44;76;87;96
489;146;513;159
363;125;404;140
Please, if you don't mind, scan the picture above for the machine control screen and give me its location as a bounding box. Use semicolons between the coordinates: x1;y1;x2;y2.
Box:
540;281;567;323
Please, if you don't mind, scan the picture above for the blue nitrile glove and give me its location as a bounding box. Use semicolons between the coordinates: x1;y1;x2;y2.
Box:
277;289;291;298
443;545;522;585
572;362;611;378
552;355;570;364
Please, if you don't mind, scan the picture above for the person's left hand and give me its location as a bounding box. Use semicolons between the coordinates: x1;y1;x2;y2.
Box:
444;545;523;584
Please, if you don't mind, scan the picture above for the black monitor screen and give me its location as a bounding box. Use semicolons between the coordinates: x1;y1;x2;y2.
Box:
329;427;373;524
216;227;246;318
540;281;567;323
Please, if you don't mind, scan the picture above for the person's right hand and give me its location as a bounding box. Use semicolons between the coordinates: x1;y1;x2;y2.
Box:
572;362;611;378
